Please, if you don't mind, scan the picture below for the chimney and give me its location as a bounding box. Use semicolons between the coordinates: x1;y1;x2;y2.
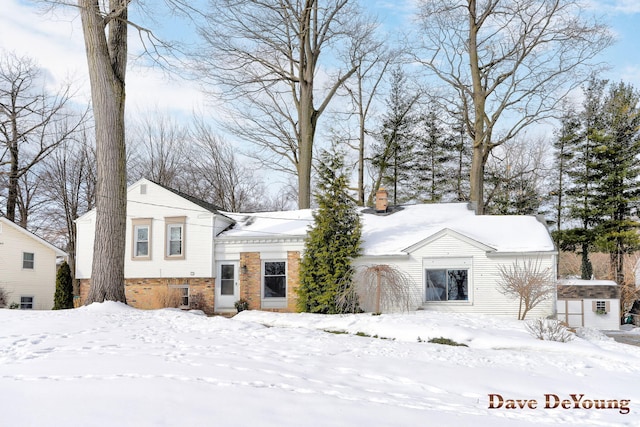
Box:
375;188;389;213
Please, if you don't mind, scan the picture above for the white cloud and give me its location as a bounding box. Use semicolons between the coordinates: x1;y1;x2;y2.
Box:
0;0;205;115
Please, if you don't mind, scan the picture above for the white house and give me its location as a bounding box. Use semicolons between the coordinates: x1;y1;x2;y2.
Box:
0;216;67;309
76;181;558;317
557;279;620;330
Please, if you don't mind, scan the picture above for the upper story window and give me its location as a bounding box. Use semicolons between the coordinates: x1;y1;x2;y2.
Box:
165;217;186;260
22;252;35;269
131;218;152;260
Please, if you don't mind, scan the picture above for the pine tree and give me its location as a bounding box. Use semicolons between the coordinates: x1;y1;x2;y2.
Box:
53;261;74;310
411;109;455;202
591;82;640;284
369;68;418;205
297;149;362;314
559;77;608;279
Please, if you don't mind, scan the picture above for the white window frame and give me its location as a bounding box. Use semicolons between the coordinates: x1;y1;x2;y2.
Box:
262;260;287;309
22;252;35;270
20;296;34;309
423;257;472;304
131;218;152;260
165;217;186;260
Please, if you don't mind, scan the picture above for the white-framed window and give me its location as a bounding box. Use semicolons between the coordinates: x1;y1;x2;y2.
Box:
262;260;287;309
131;218;152;260
423;258;472;303
20;296;34;309
425;269;469;301
22;252;35;269
165;217;186;260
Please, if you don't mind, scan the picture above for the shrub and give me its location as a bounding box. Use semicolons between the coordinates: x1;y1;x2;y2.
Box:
427;337;468;347
0;286;9;308
189;291;207;311
235;299;249;312
153;286;184;308
53;261;74;310
525;318;574;342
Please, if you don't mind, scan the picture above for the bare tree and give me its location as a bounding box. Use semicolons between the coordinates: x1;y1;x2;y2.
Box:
187;117;272;212
40;127;97;291
0;51;83;224
128;108;190;187
337;264;419;314
414;0;612;213
497;258;556;320
196;0;380;209
77;0;129;303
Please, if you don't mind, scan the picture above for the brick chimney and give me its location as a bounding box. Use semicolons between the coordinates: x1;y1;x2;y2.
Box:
375;188;388;213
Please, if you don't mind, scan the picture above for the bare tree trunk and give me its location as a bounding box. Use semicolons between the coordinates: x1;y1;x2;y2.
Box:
80;0;128;303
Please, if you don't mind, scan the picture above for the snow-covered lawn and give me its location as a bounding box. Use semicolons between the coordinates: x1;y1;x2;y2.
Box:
1;303;638;426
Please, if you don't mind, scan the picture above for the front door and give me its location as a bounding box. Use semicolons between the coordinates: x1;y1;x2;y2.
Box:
215;262;239;311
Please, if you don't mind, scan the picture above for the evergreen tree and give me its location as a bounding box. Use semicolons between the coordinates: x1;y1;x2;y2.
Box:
412;109;455;202
297;149;362;314
591;82;640;284
53;261;74;310
559;77;608;279
369;68;418;205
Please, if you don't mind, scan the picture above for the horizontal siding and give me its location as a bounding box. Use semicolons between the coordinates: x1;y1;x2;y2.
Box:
358;232;555;318
0;223;57;309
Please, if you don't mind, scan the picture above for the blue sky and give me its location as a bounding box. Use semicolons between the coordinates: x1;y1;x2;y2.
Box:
0;0;638;117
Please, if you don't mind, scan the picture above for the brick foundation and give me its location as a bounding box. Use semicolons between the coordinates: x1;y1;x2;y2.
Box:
79;250;301;314
79;277;216;314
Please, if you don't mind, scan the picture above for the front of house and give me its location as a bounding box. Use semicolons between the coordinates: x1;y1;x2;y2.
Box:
76;180;557;317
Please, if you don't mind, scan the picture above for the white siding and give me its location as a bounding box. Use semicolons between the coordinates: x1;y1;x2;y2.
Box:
357;232;555;318
0;221;59;309
557;298;619;330
75;179;234;281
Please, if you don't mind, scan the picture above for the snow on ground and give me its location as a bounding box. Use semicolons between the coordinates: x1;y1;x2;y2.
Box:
1;303;639;426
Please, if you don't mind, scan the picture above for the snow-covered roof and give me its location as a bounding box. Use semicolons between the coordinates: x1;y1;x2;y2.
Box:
559;279;618;287
220;203;555;255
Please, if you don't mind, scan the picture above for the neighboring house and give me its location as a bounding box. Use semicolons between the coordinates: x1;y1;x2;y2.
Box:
0;216;67;309
76;181;558;318
557;279;620;330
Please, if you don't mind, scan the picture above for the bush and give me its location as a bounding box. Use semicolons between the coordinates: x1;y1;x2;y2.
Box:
235;299;249;312
525;318;574;342
53;261;74;310
427;337;468;347
189;291;207;311
0;286;8;308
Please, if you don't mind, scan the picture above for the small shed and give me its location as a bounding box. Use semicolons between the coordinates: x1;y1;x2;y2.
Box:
556;279;620;330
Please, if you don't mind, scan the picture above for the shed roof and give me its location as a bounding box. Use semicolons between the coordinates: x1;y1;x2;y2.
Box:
557;279;620;299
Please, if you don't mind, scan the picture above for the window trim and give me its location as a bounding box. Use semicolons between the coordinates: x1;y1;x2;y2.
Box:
261;260;287;309
164;216;186;260
131;218;152;260
20;296;34;309
22;252;35;270
422;258;472;305
425;268;469;302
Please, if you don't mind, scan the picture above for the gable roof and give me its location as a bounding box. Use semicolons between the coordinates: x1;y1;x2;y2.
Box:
219;203;555;256
151;180;225;214
0;216;67;257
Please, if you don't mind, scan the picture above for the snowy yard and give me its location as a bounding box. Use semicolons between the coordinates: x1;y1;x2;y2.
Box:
1;303;639;426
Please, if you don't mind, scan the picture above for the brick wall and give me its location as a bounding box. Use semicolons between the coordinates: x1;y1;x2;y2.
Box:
78;277;216;314
78;250;302;314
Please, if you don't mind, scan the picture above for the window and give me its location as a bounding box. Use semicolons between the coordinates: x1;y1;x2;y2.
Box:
23;252;34;269
220;264;235;296
165;217;186;260
264;261;286;298
180;287;189;308
593;300;609;314
20;296;34;309
135;226;150;257
425;269;468;301
131;218;152;260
